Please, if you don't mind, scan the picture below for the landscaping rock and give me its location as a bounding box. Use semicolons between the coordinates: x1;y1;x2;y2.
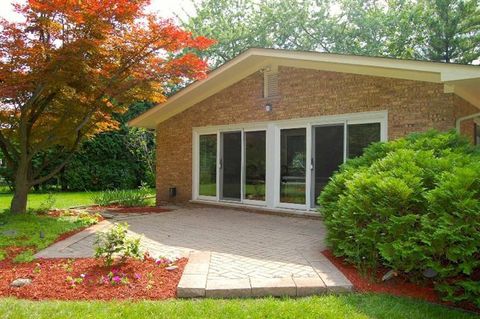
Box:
166;265;178;271
1;229;18;236
382;269;397;281
423;268;438;278
11;278;32;287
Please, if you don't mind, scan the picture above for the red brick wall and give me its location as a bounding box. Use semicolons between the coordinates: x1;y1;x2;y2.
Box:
454;95;479;144
155;66;479;203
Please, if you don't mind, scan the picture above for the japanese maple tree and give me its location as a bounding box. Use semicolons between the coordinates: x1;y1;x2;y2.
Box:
0;0;214;213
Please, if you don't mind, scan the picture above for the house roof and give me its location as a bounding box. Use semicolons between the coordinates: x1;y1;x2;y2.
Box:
129;48;480;129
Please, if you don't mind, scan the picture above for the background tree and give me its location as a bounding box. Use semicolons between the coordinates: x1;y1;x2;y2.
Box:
182;0;480;65
419;0;480;63
60;102;156;191
0;0;213;213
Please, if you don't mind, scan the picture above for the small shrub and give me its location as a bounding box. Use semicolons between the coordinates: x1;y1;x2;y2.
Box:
319;130;480;306
94;223;142;266
33;193;56;214
92;184;151;207
13;249;35;263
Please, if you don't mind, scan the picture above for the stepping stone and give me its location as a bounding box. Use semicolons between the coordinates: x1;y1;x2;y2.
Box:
250;277;297;297
11;278;32;287
1;229;18;236
293;276;327;296
177;274;207;298
206;278;252;298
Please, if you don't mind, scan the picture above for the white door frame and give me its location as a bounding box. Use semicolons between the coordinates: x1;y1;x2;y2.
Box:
192;110;388;210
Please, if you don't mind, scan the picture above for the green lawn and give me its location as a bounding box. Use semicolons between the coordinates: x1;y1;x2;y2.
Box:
0;189;156;212
0;294;477;319
0;212;98;262
0;191;101;212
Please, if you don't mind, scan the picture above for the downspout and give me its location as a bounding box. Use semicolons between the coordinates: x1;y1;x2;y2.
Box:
455;112;480;133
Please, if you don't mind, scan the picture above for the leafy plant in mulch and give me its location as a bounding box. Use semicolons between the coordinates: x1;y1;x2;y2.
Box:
91;183;152;207
66;274;85;289
319;130;480;308
94;223;142;266
100;269;130;286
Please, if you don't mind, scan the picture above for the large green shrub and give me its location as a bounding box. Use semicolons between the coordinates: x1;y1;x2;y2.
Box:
319;130;480;306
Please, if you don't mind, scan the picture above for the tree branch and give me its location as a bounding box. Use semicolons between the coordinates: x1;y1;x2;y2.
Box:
0;130;18;162
29;132;82;186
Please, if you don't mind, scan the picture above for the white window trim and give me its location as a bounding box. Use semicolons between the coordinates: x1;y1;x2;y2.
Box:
192;110;388;211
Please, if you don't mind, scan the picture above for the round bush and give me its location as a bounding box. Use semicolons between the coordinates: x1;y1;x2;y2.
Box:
318;130;480;306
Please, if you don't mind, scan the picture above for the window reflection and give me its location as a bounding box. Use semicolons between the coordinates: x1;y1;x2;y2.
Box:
280;128;306;204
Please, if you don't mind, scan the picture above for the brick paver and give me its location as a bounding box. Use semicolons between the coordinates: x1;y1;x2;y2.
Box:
36;206;352;297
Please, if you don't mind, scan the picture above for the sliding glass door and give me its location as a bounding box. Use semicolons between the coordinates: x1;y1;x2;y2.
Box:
199;130;266;203
196;112;386;210
198;134;217;197
312;125;344;203
245;131;266;201
347;123;381;158
221;131;242;201
280;128;306;205
309;122;381;207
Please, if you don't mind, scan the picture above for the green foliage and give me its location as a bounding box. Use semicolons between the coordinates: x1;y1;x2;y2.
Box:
13;249;35;263
184;0;480;64
94;223;142;266
319;130;480;306
61;102;156;191
32;193;56;214
92;184;152;207
420;0;480;63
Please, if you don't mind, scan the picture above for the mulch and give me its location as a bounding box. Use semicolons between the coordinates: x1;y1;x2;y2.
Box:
322;249;479;313
0;209;184;301
0;253;187;300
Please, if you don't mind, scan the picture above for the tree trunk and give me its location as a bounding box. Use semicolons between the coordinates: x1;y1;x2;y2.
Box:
10;158;30;214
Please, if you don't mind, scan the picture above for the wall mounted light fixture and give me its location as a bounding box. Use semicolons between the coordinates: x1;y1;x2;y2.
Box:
265;103;272;112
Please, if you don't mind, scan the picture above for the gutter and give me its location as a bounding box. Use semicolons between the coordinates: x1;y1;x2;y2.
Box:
456;112;480;132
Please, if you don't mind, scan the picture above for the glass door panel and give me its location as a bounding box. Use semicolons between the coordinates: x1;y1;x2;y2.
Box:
313;125;344;204
221;131;242;200
245;131;266;201
280;128;306;204
347;123;381;158
199;134;217;197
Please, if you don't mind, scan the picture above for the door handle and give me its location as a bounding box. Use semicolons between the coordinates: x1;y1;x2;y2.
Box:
310;158;314;170
219;159;223;169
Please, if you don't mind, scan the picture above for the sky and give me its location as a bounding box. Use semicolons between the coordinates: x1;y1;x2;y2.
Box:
0;0;196;22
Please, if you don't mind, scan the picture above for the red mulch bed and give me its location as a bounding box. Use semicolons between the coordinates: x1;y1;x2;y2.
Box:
88;205;170;214
0;254;187;300
0;211;183;300
322;249;479;313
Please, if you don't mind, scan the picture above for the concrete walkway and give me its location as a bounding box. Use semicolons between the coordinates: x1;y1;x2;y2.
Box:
36;206;352;298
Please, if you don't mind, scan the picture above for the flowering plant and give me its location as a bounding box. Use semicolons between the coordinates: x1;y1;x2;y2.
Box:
155;257;173;267
100;269;129;286
66;274;86;288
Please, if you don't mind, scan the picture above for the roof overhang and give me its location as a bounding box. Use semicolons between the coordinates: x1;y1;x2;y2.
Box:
130;48;480;129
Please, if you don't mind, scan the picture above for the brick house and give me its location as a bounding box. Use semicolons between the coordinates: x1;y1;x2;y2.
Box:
130;48;480;212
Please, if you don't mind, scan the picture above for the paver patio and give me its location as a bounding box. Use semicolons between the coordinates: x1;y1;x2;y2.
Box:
36;206;352;297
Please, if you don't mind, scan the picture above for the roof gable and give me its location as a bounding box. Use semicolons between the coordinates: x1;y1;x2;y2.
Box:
130;48;480;129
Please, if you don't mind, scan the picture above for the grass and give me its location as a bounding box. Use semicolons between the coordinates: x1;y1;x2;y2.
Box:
0;294;477;319
0;212;98;262
0;191;99;212
0;189;155;212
